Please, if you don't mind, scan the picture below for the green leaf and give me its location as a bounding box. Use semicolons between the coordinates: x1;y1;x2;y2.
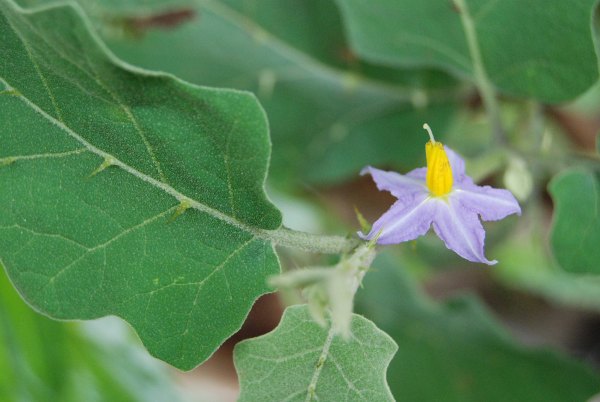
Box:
0;266;183;402
95;0;457;184
494;224;600;310
0;0;281;370
549;169;600;274
234;305;397;402
355;253;600;402
335;0;599;102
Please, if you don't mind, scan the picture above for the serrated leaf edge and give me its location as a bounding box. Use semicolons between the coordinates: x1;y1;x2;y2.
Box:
234;305;398;401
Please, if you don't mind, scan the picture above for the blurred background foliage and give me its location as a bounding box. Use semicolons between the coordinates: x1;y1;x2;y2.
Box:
0;267;184;402
356;252;600;402
4;0;600;400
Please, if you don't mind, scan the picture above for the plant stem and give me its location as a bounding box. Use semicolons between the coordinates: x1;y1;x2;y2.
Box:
454;0;505;143
265;226;360;255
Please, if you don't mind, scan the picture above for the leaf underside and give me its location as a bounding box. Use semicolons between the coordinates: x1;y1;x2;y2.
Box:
234;305;398;402
0;0;281;370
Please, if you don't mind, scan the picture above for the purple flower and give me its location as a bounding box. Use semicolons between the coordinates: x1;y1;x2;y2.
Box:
359;124;521;265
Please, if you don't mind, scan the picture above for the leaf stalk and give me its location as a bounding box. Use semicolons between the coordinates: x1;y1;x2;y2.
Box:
267;226;360;254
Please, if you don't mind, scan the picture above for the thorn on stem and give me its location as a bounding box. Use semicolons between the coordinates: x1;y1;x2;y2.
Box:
88;157;115;178
0;157;15;167
0;89;21;97
169;199;192;223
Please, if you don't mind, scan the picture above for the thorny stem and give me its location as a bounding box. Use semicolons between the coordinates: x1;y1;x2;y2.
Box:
454;0;505;144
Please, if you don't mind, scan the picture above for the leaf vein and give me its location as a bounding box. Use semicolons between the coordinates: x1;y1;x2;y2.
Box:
44;206;176;286
0;224;90;250
0;148;87;164
224;119;237;219
83;52;169;184
328;355;366;400
245;347;322;364
5;15;65;122
180;236;256;339
0;80;269;237
305;325;336;402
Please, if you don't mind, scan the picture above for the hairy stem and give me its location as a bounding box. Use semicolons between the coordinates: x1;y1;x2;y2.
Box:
266;226;360;254
454;0;505;143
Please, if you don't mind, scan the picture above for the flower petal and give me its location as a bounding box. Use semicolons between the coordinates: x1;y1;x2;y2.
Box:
359;193;434;244
454;182;521;221
444;146;466;183
406;167;427;180
361;166;427;200
432;198;496;265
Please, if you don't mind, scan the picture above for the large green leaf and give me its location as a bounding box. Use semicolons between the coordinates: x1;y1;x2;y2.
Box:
0;266;183;402
234;305;397;402
549;169;600;274
0;0;281;370
92;0;457;184
335;0;599;102
355;253;600;402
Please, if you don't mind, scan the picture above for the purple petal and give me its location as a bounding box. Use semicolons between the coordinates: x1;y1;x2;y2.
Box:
406;167;427;180
361;166;427;200
432;197;496;265
444;146;466;183
359;193;434;244
454;182;521;221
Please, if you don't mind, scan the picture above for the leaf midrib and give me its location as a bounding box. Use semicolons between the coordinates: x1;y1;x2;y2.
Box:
0;78;268;239
1;1;271;239
5;0;170;185
2;1;358;256
305;325;335;402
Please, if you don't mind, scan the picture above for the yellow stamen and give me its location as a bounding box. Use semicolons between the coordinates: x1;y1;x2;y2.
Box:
423;124;453;196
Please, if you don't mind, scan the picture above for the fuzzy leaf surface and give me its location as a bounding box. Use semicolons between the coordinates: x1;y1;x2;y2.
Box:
0;0;281;370
234;305;397;402
94;0;457;185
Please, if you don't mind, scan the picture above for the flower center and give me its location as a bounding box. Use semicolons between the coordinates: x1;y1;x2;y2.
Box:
423;124;453;196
